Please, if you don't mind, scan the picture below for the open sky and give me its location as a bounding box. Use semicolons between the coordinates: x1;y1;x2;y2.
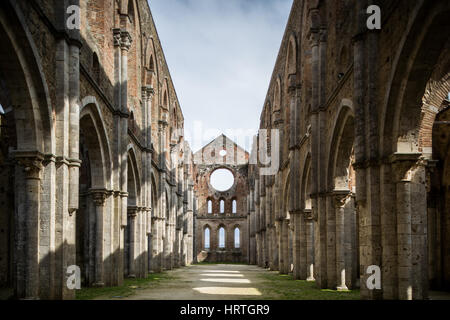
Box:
149;0;293;152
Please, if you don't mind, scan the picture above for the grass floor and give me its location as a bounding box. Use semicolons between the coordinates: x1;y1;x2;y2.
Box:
75;272;176;300
251;272;361;300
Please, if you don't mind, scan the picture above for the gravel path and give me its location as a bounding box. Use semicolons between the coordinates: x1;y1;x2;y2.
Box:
104;264;269;300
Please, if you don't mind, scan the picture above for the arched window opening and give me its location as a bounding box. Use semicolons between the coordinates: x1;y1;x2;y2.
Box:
219;227;225;248
232;199;237;214
234;228;240;248
149;54;155;72
163;91;168;109
220;199;225;214
93;53;100;84
204;227;210;250
128;0;135;24
147;54;155;86
207;199;212;214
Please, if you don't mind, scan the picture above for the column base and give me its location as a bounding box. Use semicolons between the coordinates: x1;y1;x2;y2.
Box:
337;285;349;291
93;282;105;288
127;274;136;279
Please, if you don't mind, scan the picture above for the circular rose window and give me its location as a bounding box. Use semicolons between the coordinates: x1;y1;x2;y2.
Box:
210;168;235;191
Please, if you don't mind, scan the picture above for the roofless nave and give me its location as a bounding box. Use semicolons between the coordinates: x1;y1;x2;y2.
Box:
0;0;449;300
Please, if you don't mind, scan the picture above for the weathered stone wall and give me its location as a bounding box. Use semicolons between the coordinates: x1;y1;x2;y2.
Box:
193;135;250;263
249;0;450;300
0;0;196;300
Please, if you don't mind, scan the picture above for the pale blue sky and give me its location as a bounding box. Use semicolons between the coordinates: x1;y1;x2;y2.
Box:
149;0;293;152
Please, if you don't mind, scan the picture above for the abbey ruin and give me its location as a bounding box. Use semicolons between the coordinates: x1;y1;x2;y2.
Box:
0;0;449;300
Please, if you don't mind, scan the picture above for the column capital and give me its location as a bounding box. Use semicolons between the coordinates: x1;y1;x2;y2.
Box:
113;28;133;51
90;188;108;206
308;29;320;48
142;86;155;101
127;206;138;217
319;27;327;42
120;31;132;51
389;153;422;182
12;151;44;180
287;73;300;93
113;28;121;47
333;189;351;208
303;209;314;220
159;119;169;129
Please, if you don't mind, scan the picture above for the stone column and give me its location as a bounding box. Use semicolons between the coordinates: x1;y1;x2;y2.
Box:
146;208;152;273
91;189;107;287
334;190;350;291
127;206;137;278
279;218;289;274
158;218;165;270
120;28;132;247
391;154;427;300
14;155;43;299
308;12;326;288
305;210;315;281
325;194;336;289
291;210;307;280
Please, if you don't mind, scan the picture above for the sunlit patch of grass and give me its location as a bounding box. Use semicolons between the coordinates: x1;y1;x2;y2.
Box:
75;273;176;300
250;272;360;300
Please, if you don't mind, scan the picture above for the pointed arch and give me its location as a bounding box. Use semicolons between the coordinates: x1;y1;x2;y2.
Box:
144;37;158;88
203;224;211;250
327;100;355;191
80;96;113;190
234;226;241;249
273;77;282;112
0;0;53;154
286;33;298;77
127;144;141;207
218;225;226;249
301;153;312;210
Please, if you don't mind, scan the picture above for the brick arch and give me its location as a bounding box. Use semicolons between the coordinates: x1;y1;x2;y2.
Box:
381;1;450;156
